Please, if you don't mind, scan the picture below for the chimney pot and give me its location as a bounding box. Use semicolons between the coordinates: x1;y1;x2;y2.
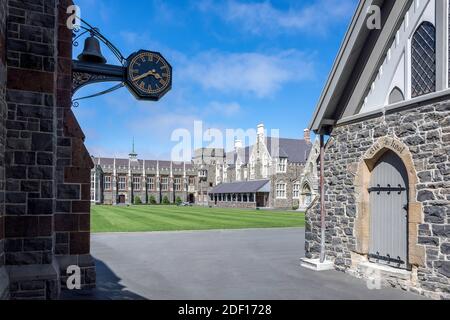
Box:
304;129;311;144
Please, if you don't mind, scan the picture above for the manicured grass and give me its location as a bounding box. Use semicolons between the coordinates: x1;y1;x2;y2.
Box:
91;205;305;233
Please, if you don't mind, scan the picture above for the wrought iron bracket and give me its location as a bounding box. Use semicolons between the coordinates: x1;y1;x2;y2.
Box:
72;60;125;94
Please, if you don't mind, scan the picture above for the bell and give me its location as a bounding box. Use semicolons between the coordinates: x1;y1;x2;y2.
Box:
77;36;107;64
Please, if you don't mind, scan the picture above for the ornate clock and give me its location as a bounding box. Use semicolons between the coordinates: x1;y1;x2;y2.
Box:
125;50;172;101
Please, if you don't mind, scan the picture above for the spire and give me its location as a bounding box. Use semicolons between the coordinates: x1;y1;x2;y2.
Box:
129;137;138;160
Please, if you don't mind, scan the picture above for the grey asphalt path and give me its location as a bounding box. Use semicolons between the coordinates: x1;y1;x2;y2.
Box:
63;228;424;300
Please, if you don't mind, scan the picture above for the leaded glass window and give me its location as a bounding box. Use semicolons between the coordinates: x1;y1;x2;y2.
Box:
411;22;436;98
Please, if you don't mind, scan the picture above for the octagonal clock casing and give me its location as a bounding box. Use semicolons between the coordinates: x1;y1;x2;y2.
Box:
125;50;173;101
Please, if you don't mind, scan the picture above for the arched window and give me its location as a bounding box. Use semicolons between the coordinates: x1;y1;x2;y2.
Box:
388;87;405;104
302;183;312;206
411;21;436;98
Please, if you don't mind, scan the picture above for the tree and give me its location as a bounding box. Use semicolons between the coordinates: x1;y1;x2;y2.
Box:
162;196;170;205
149;195;157;205
134;196;142;205
175;196;183;206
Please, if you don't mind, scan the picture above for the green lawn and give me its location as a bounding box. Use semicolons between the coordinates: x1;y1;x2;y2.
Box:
91;205;305;233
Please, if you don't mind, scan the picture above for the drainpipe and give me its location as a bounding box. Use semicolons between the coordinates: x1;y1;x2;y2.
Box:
319;134;326;263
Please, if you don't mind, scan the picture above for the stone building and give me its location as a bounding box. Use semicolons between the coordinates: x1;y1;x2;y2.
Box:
91;148;198;206
91;124;319;210
208;124;319;210
0;0;95;299
305;0;449;299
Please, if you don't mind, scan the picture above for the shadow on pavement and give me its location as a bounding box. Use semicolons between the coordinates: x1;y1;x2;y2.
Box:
61;258;147;300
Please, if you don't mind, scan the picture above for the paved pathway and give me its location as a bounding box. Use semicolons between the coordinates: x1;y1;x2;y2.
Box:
64;228;423;300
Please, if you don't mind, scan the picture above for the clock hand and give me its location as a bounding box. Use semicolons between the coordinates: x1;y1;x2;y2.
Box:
132;70;162;82
132;71;153;82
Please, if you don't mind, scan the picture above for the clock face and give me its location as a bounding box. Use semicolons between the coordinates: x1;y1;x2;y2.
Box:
125;50;172;101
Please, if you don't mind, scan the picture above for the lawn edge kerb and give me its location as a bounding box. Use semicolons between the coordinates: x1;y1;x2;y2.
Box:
91;205;306;233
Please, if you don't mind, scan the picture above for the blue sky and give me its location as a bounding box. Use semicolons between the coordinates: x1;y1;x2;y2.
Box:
73;0;358;159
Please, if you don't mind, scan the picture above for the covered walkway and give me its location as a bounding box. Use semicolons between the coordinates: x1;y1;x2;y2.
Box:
209;180;271;208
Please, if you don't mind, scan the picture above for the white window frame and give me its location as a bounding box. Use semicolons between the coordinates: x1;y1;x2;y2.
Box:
277;158;287;173
276;183;287;199
174;178;181;191
91;174;95;190
147;176;155;191
118;176;126;191
133;176;141;191
293;183;301;199
161;177;169;191
104;175;111;191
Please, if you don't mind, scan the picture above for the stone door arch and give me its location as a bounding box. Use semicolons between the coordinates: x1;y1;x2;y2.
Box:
369;150;409;269
354;137;425;267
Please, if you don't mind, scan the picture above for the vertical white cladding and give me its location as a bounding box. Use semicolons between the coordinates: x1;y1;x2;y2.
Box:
360;0;438;114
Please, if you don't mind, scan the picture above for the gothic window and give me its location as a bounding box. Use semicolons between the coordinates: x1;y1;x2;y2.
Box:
302;183;312;206
388;87;405;105
411;21;436;98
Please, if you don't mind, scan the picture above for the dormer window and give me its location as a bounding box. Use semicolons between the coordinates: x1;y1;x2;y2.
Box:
277;158;287;173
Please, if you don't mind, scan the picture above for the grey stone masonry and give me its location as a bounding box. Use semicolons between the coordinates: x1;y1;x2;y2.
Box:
305;101;450;299
0;0;8;300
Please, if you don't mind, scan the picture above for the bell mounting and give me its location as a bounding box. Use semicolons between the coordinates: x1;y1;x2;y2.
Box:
71;17;172;106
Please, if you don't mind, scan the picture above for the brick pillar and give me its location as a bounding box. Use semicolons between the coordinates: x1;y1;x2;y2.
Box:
4;0;60;299
54;0;96;291
1;0;95;299
0;0;9;300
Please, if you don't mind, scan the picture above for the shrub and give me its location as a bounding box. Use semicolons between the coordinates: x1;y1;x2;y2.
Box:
162;196;170;205
175;197;183;206
134;196;142;205
292;205;299;211
149;195;157;205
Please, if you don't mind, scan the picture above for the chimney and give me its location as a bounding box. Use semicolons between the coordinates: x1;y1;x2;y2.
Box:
304;129;311;144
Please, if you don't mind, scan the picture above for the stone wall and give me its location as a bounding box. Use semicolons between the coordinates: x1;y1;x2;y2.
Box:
270;163;305;209
1;0;95;299
0;0;8;300
4;0;60;299
305;101;450;299
209;200;257;209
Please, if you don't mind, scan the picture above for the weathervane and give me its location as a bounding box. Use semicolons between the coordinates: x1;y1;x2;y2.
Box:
72;18;172;106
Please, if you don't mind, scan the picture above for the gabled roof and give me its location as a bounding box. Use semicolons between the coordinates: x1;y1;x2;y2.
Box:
210;180;270;194
266;138;311;163
226;137;312;165
309;0;412;134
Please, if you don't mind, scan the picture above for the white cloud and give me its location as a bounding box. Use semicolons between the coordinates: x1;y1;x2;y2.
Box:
180;49;315;98
198;0;356;36
208;101;241;117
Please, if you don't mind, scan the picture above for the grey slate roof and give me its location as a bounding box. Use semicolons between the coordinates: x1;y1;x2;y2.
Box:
226;138;312;165
210;180;270;194
92;157;192;170
266;138;312;163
